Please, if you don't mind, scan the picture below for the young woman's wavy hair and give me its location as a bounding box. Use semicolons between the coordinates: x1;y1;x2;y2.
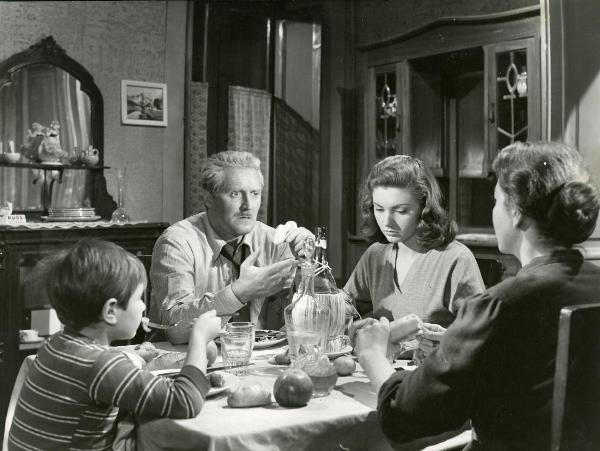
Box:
360;155;456;249
493;141;599;246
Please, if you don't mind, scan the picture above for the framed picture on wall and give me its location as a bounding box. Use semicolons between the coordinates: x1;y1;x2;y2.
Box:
121;80;167;127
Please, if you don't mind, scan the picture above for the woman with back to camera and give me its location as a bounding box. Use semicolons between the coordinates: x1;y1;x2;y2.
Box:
354;141;600;450
344;155;485;357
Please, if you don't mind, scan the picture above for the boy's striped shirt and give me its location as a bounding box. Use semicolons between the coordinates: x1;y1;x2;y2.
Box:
8;329;209;450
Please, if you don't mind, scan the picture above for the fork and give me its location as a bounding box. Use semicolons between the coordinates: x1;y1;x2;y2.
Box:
144;320;183;330
144;312;239;331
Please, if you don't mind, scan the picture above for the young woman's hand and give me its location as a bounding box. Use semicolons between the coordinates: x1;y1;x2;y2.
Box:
354;317;391;358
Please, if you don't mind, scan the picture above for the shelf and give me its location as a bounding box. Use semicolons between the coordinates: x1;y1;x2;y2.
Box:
0;162;109;170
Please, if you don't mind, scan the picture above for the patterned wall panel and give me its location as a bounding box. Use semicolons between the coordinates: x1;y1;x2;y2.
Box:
186;81;209;217
228;86;271;224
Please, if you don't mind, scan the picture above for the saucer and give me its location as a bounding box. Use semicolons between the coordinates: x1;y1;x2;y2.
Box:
41;215;102;222
325;345;353;359
20;337;44;344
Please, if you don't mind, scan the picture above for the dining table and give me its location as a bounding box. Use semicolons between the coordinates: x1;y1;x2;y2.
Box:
136;342;472;451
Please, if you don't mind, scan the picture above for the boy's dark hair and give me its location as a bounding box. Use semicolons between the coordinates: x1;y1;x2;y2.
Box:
360;155;456;249
45;239;147;330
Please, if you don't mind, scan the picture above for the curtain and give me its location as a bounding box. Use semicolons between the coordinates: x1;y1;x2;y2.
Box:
272;96;319;228
228;85;272;223
185;81;209;217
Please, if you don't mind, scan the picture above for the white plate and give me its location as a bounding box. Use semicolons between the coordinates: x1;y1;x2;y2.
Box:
215;333;287;349
325;345;353;359
151;369;239;397
254;336;287;349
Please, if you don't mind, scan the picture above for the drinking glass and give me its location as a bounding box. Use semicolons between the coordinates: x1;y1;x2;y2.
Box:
221;332;253;376
225;322;255;353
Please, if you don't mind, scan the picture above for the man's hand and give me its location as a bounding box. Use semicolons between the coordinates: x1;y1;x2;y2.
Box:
417;322;446;358
232;250;297;302
273;221;315;258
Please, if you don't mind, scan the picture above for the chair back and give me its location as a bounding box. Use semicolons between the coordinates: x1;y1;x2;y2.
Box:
551;303;600;450
475;257;504;288
3;354;36;450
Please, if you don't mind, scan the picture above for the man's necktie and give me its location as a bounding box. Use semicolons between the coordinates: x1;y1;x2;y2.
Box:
220;240;251;322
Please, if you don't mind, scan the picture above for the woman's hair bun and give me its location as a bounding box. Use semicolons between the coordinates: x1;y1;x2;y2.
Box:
547;181;600;245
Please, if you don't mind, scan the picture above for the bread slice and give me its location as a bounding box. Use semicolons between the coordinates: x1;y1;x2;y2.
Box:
146;351;187;371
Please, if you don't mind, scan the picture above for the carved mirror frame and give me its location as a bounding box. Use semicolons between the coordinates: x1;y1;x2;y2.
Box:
0;36;116;218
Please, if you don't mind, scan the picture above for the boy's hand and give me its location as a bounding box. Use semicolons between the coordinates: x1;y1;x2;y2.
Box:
190;310;221;343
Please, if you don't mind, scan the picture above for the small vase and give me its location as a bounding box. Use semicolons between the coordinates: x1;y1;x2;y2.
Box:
111;168;131;223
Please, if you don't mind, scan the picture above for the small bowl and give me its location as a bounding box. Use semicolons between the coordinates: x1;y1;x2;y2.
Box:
4;153;21;163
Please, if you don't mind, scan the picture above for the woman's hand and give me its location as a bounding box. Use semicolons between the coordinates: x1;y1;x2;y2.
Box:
348;318;378;348
354;317;391;358
418;322;446;358
353;317;396;392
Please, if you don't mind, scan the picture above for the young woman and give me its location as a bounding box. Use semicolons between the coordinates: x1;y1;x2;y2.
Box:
354;142;600;450
344;155;484;355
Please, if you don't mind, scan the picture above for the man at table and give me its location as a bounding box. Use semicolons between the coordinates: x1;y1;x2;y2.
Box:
150;150;312;344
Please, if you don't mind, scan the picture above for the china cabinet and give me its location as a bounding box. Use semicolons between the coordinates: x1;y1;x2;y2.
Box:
345;8;540;281
359;10;540;233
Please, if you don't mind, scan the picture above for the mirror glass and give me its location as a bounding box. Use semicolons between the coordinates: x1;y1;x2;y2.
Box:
0;63;92;210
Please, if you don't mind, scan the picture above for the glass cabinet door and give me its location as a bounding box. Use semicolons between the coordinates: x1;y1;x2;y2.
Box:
372;65;401;162
486;38;540;166
363;37;539;234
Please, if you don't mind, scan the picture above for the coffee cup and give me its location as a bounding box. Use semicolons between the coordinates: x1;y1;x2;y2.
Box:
19;329;40;342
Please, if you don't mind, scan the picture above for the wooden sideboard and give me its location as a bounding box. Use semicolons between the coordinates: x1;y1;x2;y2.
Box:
0;222;168;435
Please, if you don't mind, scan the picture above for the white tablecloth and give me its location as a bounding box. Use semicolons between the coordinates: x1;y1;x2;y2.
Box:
137;345;394;451
136;344;470;451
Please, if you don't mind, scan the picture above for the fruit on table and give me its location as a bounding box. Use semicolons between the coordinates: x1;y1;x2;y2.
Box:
227;384;272;408
274;348;291;365
297;355;338;397
207;340;218;366
273;369;314;407
208;372;226;388
333;355;356;376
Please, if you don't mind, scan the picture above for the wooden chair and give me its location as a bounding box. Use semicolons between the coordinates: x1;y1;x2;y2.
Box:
475;257;504;288
551;303;600;450
3;355;36;450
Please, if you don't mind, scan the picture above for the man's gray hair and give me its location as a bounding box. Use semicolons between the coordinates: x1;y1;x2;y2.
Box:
200;150;264;195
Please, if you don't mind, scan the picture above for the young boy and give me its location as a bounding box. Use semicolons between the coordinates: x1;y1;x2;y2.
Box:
8;239;221;450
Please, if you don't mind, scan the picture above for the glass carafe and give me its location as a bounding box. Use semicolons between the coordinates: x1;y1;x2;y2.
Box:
311;227;356;351
284;262;332;363
111;168;131;223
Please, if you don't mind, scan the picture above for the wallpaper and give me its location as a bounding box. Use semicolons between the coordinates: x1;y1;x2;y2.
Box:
0;1;173;222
